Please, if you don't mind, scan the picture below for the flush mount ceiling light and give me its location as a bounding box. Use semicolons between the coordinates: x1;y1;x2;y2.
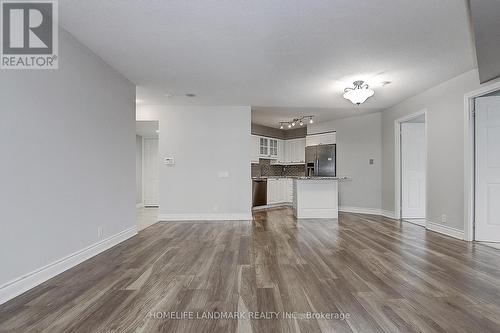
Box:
343;80;375;105
279;116;314;129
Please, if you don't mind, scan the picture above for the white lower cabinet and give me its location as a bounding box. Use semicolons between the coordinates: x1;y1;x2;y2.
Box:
267;179;278;204
285;178;293;202
267;178;294;205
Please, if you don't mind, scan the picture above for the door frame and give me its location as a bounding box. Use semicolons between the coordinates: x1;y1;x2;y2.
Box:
142;137;160;207
464;81;500;241
394;109;427;221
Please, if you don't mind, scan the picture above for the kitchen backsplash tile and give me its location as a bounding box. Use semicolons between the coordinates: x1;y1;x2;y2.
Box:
251;159;305;177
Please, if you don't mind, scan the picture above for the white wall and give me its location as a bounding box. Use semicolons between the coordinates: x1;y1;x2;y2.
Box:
154;105;252;220
0;29;136;301
136;135;143;204
136;105;161;121
308;113;382;212
382;70;481;230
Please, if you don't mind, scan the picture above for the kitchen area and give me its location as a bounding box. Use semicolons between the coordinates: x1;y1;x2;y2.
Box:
251;123;340;218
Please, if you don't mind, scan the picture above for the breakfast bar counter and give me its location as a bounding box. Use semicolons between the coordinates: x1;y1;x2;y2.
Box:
292;178;339;219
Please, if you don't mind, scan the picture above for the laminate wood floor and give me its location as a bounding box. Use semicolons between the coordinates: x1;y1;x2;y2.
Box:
2;208;500;333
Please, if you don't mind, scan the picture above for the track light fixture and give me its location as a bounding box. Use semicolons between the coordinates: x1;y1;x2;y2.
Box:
279;116;314;129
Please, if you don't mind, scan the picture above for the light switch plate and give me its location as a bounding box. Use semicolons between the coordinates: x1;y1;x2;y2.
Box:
217;171;229;178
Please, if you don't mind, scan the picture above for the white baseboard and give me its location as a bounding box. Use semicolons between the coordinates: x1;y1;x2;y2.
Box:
339;206;374;214
403;218;427;227
136;203;144;208
340;206;380;215
159;212;253;221
381;210;397;219
0;226;137;306
252;203;292;211
426;221;464;240
339;206;397;220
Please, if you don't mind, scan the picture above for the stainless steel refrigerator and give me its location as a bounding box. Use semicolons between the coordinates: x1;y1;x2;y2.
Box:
305;144;336;177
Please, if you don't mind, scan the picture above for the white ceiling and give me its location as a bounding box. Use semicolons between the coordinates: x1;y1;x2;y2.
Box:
59;0;476;127
252;106;382;128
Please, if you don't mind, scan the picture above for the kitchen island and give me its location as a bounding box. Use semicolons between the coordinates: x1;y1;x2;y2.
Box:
293;177;338;219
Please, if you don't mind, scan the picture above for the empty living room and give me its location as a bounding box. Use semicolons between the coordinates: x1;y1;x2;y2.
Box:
2;0;500;332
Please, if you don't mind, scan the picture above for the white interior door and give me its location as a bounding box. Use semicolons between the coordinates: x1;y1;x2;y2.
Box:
475;96;500;242
143;138;159;207
401;122;426;218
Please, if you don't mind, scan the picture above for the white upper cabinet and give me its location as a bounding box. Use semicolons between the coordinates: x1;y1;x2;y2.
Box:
259;137;269;157
271;139;285;165
269;138;279;158
285;138;306;164
284;140;292;164
306;132;336;146
277;139;285;163
251;134;305;164
295;138;305;163
257;136;280;159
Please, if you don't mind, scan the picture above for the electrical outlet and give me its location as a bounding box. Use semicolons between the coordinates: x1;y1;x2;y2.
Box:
97;226;103;239
441;214;447;224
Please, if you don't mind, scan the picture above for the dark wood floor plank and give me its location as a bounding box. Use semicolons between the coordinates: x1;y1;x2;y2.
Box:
2;207;500;333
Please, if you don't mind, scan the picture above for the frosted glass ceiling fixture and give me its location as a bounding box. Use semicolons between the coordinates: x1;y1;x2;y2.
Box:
343;80;375;105
279;116;314;129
